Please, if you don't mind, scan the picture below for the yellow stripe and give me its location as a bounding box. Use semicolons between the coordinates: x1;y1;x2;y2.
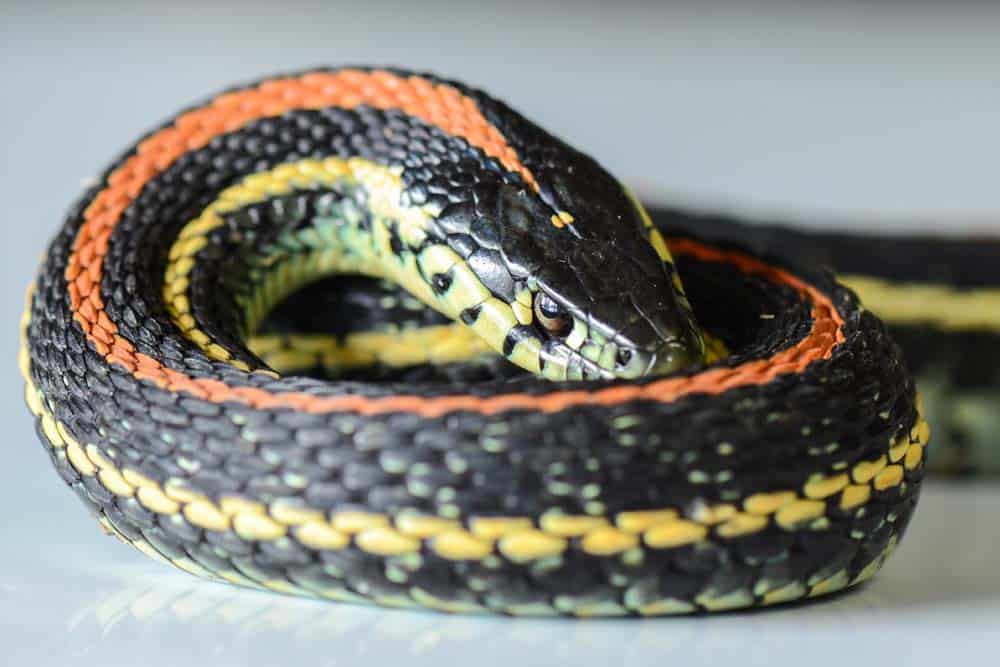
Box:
248;326;494;374
843;274;1000;332
162;157;439;366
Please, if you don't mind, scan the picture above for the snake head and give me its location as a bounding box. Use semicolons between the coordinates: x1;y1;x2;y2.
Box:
505;170;706;380
431;160;706;381
533;233;704;380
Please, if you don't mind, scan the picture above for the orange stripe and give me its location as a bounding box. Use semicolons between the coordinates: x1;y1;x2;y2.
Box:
63;70;846;417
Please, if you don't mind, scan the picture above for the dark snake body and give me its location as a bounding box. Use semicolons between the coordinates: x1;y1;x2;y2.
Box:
21;67;928;616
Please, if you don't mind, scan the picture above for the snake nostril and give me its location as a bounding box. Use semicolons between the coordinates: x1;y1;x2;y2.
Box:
615;348;633;369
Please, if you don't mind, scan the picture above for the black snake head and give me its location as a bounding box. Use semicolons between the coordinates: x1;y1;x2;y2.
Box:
479;158;706;381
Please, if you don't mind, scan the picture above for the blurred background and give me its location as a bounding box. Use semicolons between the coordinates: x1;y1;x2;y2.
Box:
2;1;999;665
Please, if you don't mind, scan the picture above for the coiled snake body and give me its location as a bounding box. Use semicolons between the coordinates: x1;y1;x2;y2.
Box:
22;67;928;616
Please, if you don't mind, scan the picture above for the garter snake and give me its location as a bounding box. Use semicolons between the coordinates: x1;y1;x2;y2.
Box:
22;67;928;616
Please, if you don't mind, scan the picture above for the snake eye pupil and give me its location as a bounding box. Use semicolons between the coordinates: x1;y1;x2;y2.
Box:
536;293;561;318
431;273;452;294
534;292;571;336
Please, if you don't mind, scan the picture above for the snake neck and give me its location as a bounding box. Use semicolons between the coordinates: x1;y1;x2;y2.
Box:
163;157;546;376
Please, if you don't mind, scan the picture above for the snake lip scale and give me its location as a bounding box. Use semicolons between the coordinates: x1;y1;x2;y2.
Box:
22;66;925;617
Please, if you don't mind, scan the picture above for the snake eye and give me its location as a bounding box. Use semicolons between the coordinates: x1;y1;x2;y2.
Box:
534;292;572;336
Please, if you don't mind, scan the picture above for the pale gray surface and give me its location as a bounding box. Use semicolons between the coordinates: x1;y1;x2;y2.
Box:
2;1;999;665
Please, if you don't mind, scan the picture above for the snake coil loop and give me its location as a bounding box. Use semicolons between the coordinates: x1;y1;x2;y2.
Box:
22;67;925;616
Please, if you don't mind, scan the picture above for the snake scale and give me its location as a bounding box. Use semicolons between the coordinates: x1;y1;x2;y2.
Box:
23;66;952;617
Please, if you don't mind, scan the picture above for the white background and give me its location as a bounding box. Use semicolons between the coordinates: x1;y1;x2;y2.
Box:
2;1;998;664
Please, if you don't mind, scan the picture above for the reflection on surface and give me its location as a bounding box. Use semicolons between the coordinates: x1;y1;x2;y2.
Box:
40;577;887;665
3;483;998;666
